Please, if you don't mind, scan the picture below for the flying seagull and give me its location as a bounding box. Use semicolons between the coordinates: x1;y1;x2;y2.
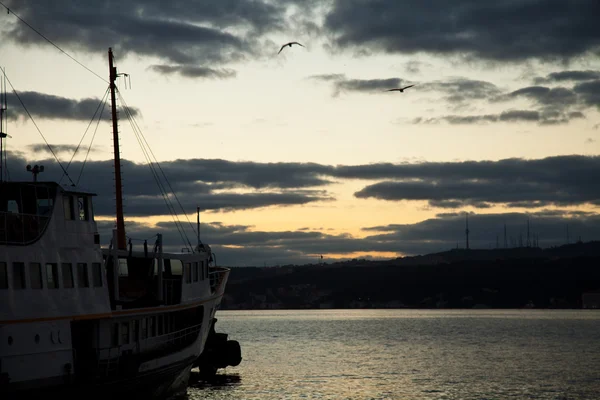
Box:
385;85;415;93
278;41;305;54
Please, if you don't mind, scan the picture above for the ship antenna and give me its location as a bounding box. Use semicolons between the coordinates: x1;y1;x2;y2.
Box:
197;206;202;247
526;216;531;247
108;48;127;250
465;213;470;250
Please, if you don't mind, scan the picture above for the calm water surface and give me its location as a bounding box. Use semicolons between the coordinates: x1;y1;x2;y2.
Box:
186;310;600;400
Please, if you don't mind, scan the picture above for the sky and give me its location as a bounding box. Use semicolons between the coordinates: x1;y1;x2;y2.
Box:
1;0;600;266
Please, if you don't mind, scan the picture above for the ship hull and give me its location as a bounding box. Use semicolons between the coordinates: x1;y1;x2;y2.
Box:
3;357;195;399
1;292;229;398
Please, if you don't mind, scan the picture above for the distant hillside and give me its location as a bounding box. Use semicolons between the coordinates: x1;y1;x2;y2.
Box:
387;240;600;266
220;241;600;310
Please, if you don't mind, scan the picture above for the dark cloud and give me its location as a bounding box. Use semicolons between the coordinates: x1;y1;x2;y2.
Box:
6;91;138;121
7;148;600;265
96;219;394;266
404;61;431;74
352;155;600;208
359;211;600;255
419;78;502;103
490;80;600;119
27;143;100;155
308;73;346;82
148;65;236;80
534;70;600;84
3;0;292;65
324;0;600;63
337;78;405;93
573;80;600;109
308;74;411;96
499;86;578;107
412;109;583;125
119;190;332;216
7;149;600;235
5;152;334;216
97;210;600;266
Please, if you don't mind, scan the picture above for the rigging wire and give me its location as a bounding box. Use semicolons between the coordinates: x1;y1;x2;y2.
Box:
121;100;192;251
116;91;200;243
76;91;109;186
0;1;108;84
3;72;74;186
60;86;110;185
117;90;194;251
122;112;191;250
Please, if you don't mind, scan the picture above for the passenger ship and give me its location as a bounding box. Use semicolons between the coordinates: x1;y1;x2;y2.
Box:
0;49;240;397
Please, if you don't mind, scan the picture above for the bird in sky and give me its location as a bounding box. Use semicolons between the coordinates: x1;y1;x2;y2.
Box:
385;85;415;93
278;41;305;54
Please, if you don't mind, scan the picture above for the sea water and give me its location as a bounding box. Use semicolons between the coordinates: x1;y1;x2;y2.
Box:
186;309;600;400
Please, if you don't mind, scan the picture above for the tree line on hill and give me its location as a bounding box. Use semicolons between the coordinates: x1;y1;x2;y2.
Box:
220;242;600;309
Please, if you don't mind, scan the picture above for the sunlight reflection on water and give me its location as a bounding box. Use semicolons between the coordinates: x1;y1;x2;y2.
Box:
185;309;600;400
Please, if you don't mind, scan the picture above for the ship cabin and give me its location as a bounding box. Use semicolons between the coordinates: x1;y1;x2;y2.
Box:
0;181;108;323
0;180;99;248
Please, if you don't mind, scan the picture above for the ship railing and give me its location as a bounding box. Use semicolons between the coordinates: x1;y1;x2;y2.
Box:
0;211;50;245
143;322;202;350
91;323;202;378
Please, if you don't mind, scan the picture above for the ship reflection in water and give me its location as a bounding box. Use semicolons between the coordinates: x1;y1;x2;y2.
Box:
177;372;241;400
189;371;242;389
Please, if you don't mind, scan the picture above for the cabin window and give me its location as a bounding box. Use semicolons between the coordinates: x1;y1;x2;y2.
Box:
77;262;89;288
37;198;53;216
12;262;25;289
0;262;7;289
192;262;198;282
7;199;19;213
141;318;148;339
77;196;88;221
157;315;164;336
170;259;183;276
118;258;129;277
148;317;155;337
30;262;43;289
46;263;59;289
166;313;172;333
63;196;74;220
184;263;192;284
111;323;119;346
92;262;102;287
133;320;139;341
200;260;205;280
62;263;74;288
152;259;165;276
121;322;130;345
88;200;94;221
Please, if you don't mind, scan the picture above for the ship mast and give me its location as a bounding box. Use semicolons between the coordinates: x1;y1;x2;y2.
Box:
108;48;126;250
0;68;7;183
